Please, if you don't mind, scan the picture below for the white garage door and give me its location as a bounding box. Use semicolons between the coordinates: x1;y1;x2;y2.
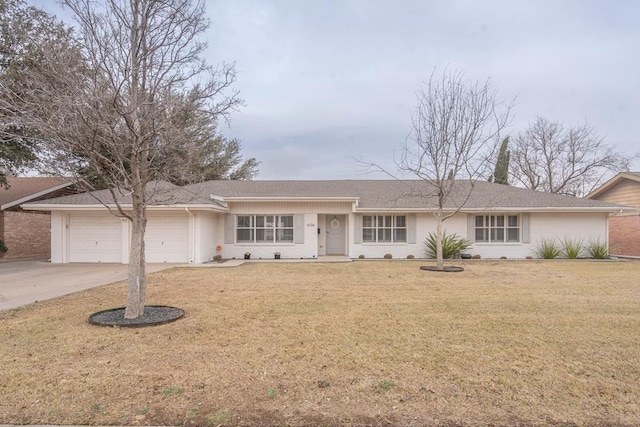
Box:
69;213;123;263
145;213;190;263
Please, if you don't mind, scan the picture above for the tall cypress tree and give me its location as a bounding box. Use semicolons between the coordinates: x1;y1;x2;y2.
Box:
493;137;510;185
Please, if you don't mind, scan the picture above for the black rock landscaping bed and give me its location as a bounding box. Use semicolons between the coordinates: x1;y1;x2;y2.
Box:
88;305;185;327
420;265;464;272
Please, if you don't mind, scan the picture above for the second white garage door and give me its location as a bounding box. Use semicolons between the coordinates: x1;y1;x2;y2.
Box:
145;213;190;263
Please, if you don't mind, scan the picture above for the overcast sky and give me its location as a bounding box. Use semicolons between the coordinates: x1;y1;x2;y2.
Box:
35;0;640;180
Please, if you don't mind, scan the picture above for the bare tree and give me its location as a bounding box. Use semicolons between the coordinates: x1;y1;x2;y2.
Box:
0;0;241;318
0;0;79;185
510;117;635;196
400;70;511;270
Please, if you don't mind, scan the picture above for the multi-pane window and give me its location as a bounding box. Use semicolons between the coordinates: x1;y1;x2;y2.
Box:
237;215;294;243
475;215;519;243
362;215;407;243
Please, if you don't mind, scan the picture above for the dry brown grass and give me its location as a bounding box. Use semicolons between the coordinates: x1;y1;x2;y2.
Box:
1;260;639;426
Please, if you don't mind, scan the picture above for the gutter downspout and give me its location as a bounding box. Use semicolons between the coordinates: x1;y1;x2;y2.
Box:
185;208;195;263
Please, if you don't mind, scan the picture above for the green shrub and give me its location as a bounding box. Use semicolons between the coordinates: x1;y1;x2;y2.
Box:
406;254;415;259
472;254;481;259
424;232;471;259
534;239;562;259
383;253;393;259
587;240;609;259
358;254;365;259
212;254;222;262
561;238;584;259
0;239;7;252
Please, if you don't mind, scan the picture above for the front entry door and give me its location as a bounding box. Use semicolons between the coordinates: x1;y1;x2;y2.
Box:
325;215;346;255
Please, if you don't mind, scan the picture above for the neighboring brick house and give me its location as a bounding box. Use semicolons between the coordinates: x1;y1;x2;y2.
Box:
0;177;80;261
587;172;640;257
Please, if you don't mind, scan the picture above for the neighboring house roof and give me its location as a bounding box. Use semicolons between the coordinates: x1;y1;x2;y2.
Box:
23;179;632;213
586;172;640;200
0;177;77;211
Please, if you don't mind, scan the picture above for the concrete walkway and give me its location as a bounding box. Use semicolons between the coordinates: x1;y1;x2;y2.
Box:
0;261;177;311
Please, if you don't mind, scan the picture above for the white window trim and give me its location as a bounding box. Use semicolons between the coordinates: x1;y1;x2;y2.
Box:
236;214;295;244
474;214;521;244
362;214;408;244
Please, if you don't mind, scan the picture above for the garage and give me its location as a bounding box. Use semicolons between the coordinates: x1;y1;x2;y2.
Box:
145;213;190;263
69;213;124;263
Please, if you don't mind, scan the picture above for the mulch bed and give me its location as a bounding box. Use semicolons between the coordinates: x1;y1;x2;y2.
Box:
88;305;185;327
420;266;464;272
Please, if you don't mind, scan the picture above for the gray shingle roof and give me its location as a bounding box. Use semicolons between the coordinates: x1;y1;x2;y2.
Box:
187;179;628;210
24;179;630;211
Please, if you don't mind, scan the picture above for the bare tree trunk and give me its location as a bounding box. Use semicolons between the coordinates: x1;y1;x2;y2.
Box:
125;196;147;319
435;213;444;270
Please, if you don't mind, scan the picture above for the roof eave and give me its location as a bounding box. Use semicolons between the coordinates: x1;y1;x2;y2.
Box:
225;196;360;203
1;181;75;210
586;172;640;199
21;203;229;212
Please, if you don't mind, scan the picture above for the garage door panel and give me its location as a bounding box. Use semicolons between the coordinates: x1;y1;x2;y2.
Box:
145;214;189;263
69;214;123;263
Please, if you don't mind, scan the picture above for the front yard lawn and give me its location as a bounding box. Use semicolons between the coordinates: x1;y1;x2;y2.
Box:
1;260;639;426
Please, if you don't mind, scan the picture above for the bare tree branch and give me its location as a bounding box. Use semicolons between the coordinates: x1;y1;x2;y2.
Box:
510;117;637;196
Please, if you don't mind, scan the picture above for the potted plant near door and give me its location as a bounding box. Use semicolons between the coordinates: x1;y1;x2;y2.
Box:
244;252;251;259
274;252;281;259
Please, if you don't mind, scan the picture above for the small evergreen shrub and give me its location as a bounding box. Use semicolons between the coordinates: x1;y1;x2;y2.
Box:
383;253;393;259
534;239;562;259
587;240;609;259
406;254;415;259
358;254;365;259
212;254;223;262
472;254;481;259
561;237;584;259
424;232;471;259
500;256;507;259
0;239;7;252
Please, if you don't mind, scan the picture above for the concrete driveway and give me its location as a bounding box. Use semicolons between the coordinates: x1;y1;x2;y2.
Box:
0;261;178;311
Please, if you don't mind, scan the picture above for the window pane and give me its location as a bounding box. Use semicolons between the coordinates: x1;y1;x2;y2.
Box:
378;228;392;242
507;228;519;242
255;216;264;227
491;228;505;242
266;215;274;226
394;228;407;242
277;229;293;242
508;215;518;227
363;229;375;242
475;228;487;242
237;229;253;242
237;216;251;227
363;216;373;227
395;216;406;227
495;215;505;227
475;216;485;227
279;215;293;227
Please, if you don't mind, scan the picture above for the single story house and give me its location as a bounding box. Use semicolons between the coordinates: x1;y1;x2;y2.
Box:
587;172;640;257
22;179;632;263
1;176;80;261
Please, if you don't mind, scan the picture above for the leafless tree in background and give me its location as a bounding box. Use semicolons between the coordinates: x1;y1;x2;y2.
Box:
400;70;512;270
0;0;241;318
510;117;635;196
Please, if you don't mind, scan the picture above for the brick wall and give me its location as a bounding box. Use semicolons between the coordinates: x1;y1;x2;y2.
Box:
609;215;640;257
0;211;51;261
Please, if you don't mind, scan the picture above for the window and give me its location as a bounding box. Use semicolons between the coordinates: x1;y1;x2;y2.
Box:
475;214;519;243
237;215;294;243
362;215;407;243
